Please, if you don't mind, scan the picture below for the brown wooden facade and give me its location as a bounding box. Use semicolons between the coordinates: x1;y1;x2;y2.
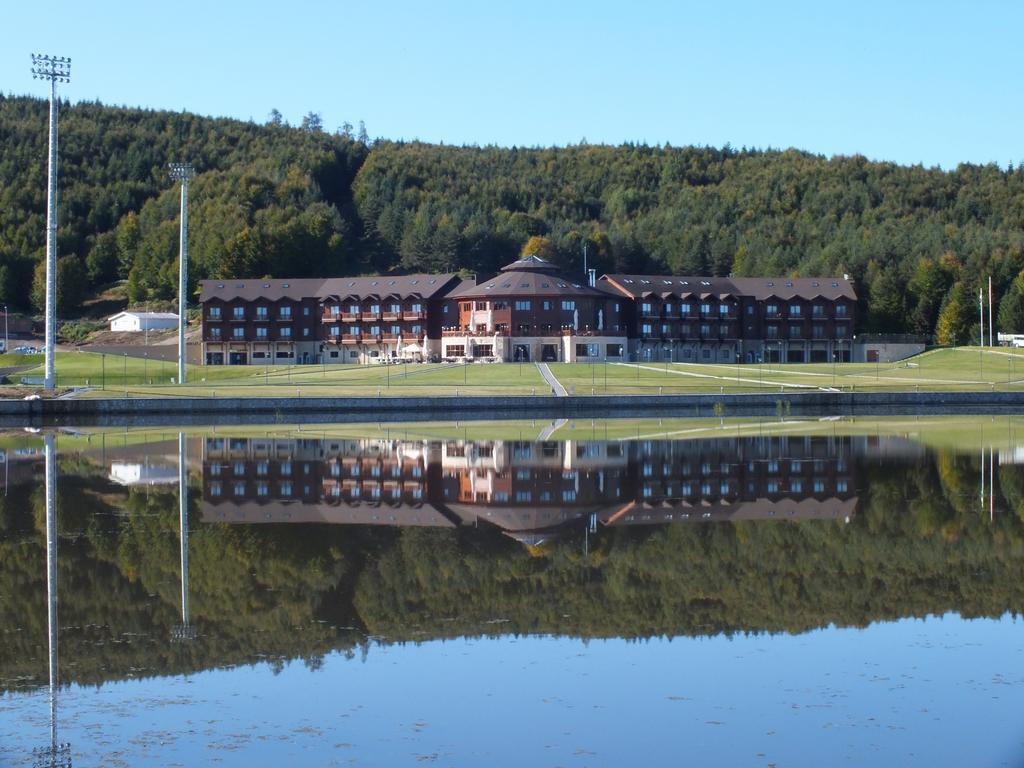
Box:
199;258;856;365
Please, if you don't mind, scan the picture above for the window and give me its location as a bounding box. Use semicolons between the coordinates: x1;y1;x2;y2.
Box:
702;348;711;360
562;490;577;502
256;306;268;319
410;303;422;313
280;482;292;496
641;302;653;314
233;461;246;476
837;480;848;493
329;326;341;337
256;461;268;476
369;325;381;335
576;344;591;357
390;325;401;335
542;300;551;310
232;306;245;319
814;480;826;493
789;304;802;316
606;343;623;357
766;325;778;339
680;304;691;315
561;300;576;311
280;327;291;338
812;305;824;317
389;303;401;313
256;327;268;339
348;304;359;314
303;306;311;316
515;491;532;502
661;324;670;336
234;482;246;496
836;304;848;316
209;306;222;319
789;324;802;339
411;324;423;335
663;303;673;314
209;482;222;497
642;323;653;335
279;306;292;319
475;301;487;310
766;303;778;315
700;324;711;336
701;303;711;314
256;482;269;497
442;305;449;314
446;345;465;357
232;327;245;339
210;327;221;340
303;328;310;337
836;324;848;338
791;480;802;493
515;300;531;311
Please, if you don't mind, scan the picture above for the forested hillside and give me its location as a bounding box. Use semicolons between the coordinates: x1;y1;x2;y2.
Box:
5;93;1024;340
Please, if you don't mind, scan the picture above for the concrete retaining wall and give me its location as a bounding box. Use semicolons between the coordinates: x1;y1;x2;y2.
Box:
2;390;1024;426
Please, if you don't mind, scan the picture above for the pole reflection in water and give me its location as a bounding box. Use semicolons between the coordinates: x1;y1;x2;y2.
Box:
33;434;70;768
172;432;195;642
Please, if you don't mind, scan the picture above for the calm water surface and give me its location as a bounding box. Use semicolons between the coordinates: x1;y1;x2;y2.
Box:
1;419;1023;766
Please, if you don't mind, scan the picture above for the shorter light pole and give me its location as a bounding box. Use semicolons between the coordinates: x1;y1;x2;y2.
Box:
3;304;7;353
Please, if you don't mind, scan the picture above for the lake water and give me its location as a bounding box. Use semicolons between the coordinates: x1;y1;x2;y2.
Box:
1;418;1023;766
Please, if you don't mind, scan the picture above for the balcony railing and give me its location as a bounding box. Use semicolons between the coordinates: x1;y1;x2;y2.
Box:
402;311;426;321
341;334;362;345
341;312;360;322
382;312;400;322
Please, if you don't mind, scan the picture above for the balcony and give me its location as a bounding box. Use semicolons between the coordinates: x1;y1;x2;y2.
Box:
382;312;400;322
362;312;381;321
341;312;360;323
442;328;469;337
341;334;362;345
277;315;293;322
402;311;425;321
229;314;247;322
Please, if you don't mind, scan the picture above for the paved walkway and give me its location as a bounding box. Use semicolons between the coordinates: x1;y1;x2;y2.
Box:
537;419;568;440
536;362;567;396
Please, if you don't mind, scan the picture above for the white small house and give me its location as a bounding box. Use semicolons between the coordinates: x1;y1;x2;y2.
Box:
109;311;179;332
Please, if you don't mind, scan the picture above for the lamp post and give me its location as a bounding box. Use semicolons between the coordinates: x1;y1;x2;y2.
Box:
30;54;71;392
3;304;7;354
168;163;195;386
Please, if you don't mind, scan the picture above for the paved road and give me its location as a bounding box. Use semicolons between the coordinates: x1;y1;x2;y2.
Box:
537;418;568;440
535;362;567;396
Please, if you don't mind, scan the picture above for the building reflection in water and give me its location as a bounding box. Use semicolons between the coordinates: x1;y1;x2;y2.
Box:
189;434;910;547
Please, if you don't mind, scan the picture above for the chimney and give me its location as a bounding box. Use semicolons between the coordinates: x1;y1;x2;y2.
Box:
588;269;596;287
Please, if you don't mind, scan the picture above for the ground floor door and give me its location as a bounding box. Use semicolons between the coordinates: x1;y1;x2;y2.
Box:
206;352;224;365
541;344;558;362
513;344;530;362
229;352;247;365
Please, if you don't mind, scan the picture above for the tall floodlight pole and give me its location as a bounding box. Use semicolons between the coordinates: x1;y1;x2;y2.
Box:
168;163;194;385
30;54;71;392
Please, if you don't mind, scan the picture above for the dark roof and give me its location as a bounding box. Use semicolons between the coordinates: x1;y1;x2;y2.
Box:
601;275;738;299
199;278;325;303
450;260;607;299
200;274;460;303
729;276;857;301
601;274;857;301
318;274;459;300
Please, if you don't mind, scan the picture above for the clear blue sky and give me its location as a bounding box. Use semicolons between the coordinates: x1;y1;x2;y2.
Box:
2;0;1020;169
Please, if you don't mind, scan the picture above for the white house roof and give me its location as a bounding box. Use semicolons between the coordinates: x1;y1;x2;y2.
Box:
109;311;180;321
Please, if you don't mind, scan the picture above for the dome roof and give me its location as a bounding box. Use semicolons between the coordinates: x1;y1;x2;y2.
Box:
500;255;560;273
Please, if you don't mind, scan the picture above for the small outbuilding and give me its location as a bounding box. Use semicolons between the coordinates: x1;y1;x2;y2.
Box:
108;311;180;333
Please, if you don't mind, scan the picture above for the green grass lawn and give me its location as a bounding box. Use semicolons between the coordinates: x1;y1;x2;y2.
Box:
6;346;1024;397
10;413;1024;451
